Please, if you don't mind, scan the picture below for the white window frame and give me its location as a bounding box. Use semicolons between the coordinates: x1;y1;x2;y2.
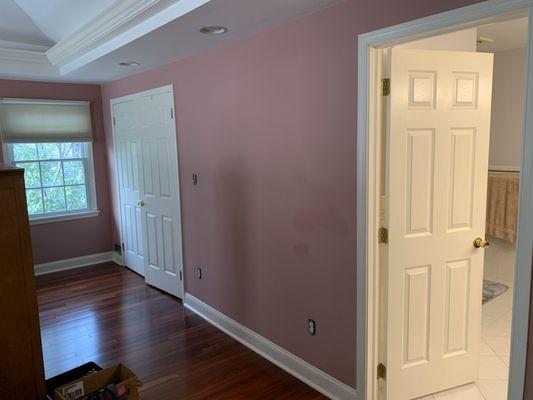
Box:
3;142;100;225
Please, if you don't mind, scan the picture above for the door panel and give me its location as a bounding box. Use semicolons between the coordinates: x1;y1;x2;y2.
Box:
403;265;430;367
385;48;493;399
140;91;183;297
448;128;476;230
443;259;470;356
114;100;144;275
162;216;176;274
405;129;435;236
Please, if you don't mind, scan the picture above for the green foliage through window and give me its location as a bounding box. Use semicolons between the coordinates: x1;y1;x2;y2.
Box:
10;142;91;216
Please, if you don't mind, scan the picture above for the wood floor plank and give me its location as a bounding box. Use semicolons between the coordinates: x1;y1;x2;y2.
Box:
36;263;326;399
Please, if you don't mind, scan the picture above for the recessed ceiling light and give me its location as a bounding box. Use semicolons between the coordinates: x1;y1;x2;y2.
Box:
200;26;228;35
119;61;140;67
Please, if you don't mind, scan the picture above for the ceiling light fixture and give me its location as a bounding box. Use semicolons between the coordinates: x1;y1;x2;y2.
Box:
200;26;228;35
119;61;140;67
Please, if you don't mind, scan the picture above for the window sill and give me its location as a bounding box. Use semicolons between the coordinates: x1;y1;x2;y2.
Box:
29;210;101;226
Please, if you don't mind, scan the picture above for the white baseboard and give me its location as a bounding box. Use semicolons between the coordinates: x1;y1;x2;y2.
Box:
34;251;120;275
184;293;357;400
111;251;123;266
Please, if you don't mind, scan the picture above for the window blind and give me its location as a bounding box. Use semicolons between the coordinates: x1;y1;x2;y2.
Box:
0;99;93;143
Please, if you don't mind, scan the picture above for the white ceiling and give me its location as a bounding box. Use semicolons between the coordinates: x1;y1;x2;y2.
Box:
13;0;116;43
0;0;54;49
0;0;341;83
477;17;529;52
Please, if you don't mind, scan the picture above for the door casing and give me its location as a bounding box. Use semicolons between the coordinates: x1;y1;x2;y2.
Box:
357;2;533;399
110;84;185;298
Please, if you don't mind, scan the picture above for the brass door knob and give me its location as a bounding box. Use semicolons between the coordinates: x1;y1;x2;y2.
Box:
473;237;490;248
137;200;145;207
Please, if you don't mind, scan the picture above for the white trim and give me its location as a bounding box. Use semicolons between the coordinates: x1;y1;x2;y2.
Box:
489;165;521;172
0;39;50;53
46;0;210;75
47;0;162;66
34;251;119;275
184;293;357;400
357;1;533;399
0;47;58;78
29;210;101;225
109;84;175;103
110;97;127;281
0;98;90;106
111;251;123;266
0;47;52;66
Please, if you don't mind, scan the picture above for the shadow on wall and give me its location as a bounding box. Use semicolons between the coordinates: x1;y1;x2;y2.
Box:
294;205;349;238
207;161;265;324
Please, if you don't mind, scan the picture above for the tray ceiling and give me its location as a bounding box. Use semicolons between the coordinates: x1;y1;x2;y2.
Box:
0;0;341;83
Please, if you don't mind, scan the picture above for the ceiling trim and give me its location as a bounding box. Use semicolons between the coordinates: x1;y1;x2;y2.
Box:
0;47;51;66
0;47;59;79
46;0;163;67
46;0;210;75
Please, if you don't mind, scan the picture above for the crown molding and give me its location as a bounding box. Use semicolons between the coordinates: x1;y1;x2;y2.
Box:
46;0;209;75
0;47;51;66
0;39;50;53
0;47;61;80
47;0;162;66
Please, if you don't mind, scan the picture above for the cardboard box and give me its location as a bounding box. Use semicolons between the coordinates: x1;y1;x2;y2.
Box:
54;364;139;400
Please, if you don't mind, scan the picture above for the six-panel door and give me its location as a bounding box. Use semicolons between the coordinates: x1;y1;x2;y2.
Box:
386;48;494;399
114;98;145;276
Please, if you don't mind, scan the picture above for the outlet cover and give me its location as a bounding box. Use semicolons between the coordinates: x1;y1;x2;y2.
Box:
308;319;316;336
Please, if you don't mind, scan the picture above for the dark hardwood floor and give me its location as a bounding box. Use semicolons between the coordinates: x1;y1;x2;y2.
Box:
36;263;326;399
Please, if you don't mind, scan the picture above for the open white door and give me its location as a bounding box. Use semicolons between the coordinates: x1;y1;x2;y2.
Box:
114;98;145;276
384;48;493;399
137;89;183;298
113;86;184;299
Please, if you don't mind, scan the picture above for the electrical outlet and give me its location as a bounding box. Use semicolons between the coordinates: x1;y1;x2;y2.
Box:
192;173;198;186
196;267;202;279
308;319;316;336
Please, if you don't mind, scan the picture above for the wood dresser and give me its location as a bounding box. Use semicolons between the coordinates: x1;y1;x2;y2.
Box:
0;163;45;399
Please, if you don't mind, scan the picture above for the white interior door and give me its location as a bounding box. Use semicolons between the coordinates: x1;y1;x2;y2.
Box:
137;89;183;298
113;86;184;299
384;48;493;399
114;98;144;276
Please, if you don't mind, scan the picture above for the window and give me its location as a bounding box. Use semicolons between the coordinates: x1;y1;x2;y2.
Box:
4;142;97;220
0;98;97;222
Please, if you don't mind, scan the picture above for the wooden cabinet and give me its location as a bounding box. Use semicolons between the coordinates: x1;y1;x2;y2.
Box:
0;164;45;399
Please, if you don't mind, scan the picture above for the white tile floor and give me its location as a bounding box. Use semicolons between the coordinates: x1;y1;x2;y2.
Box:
421;236;516;400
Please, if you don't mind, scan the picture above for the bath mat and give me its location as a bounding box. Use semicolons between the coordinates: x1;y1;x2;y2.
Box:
483;279;509;305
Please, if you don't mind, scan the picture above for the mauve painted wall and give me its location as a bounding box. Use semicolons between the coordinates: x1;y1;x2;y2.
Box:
101;0;485;387
0;79;112;264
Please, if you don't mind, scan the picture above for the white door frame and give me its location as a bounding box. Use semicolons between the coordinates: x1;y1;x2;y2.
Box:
109;84;185;298
356;1;533;399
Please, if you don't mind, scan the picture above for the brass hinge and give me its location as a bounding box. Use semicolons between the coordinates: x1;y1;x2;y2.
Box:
377;363;386;380
179;270;183;281
381;78;391;96
113;116;116;125
378;227;388;244
171;108;174;119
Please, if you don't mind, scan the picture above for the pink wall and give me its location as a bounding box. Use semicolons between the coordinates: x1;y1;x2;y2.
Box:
0;79;112;264
101;0;483;387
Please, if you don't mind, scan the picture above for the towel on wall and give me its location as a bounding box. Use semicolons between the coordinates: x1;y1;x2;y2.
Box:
486;172;519;243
